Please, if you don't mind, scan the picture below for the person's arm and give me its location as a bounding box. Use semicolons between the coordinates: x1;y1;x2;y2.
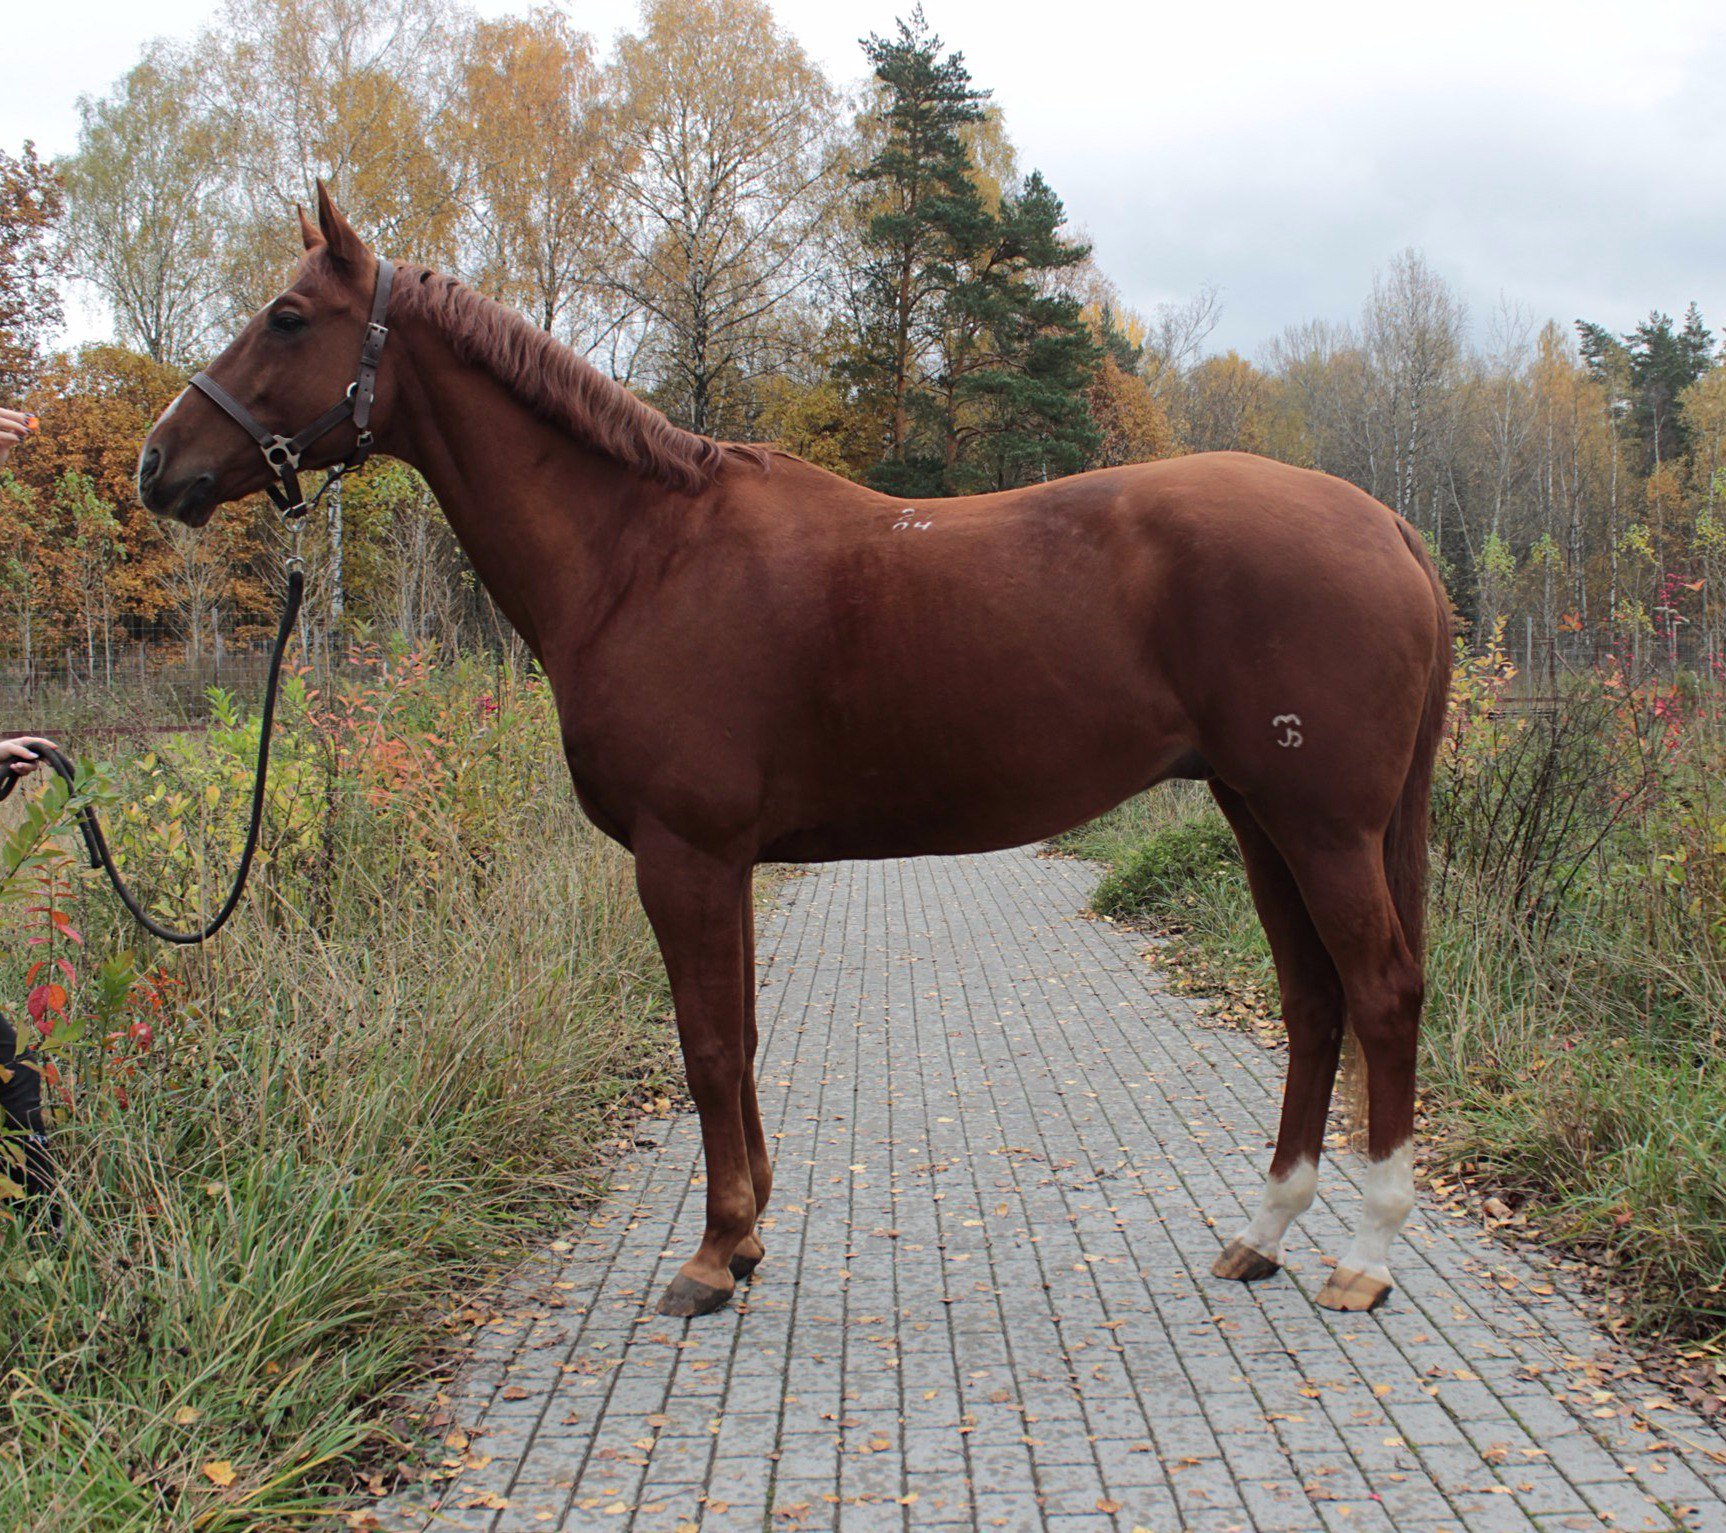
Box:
0;407;38;471
0;737;59;777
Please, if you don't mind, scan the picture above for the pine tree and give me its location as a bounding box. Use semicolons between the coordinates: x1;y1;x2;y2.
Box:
1628;307;1714;466
1678;302;1715;379
847;8;990;494
847;15;1099;495
1575;319;1627;382
1094;303;1144;373
1580;307;1716;469
948;171;1100;491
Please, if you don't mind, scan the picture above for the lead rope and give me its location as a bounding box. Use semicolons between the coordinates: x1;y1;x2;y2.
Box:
0;552;305;945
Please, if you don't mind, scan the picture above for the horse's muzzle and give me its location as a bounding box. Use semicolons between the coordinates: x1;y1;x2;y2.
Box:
138;448;217;525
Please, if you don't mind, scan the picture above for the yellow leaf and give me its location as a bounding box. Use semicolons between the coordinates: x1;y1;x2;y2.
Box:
173;1406;201;1426
203;1461;236;1487
205;783;221;807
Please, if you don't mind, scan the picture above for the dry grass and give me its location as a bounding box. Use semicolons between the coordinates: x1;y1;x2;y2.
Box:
0;659;672;1530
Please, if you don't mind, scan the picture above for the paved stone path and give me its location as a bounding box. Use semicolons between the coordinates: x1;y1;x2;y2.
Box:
388;848;1726;1533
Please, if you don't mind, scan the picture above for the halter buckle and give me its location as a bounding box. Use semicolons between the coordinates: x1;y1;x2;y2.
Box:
263;436;301;472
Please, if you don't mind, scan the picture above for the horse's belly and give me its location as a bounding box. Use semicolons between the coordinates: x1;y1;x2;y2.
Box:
761;718;1202;862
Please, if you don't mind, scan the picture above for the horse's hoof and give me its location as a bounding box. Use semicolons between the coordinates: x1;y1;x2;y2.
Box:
1211;1238;1281;1283
656;1272;733;1317
1314;1266;1392;1313
729;1248;763;1281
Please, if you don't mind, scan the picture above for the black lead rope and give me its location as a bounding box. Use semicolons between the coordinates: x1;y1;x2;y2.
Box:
0;566;304;945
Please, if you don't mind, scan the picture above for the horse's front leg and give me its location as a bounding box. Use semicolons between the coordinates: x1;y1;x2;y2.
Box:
730;875;773;1281
635;831;756;1318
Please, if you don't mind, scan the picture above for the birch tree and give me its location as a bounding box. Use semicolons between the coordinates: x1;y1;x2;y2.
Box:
63;44;231;365
450;10;618;348
604;0;838;435
1360;249;1466;520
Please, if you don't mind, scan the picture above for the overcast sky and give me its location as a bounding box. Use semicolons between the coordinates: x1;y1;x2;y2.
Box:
8;0;1724;355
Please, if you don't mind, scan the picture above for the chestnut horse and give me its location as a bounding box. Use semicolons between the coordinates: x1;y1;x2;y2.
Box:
140;189;1449;1318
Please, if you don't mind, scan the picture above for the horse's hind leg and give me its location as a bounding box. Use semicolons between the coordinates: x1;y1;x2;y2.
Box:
730;876;772;1282
1209;784;1343;1283
1262;821;1423;1313
634;831;756;1317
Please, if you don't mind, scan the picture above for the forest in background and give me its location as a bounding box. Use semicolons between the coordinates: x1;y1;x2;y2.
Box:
1;0;1724;687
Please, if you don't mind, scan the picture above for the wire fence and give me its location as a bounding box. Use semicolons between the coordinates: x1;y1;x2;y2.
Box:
0;596;1719;742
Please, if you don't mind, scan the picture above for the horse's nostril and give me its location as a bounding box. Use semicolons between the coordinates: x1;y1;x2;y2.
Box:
139;447;161;491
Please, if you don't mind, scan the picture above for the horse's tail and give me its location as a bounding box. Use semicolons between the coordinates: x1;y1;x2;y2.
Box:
1384;517;1451;961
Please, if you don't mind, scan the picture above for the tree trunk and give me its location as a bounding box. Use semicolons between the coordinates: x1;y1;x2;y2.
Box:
329;477;346;633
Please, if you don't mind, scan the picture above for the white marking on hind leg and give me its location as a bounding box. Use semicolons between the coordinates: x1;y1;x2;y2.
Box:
1234;1158;1317;1261
1338;1141;1415;1283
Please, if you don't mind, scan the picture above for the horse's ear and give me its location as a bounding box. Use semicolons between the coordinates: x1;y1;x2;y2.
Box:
314;180;369;269
296;203;324;252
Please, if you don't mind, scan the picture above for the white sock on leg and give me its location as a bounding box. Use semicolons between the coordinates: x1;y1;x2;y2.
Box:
1236;1158;1318;1261
1338;1141;1415;1283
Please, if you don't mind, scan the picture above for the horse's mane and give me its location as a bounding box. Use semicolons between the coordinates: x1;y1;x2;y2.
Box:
392;265;768;495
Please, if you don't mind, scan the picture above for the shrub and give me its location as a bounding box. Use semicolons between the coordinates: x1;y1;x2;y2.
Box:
1092;814;1242;926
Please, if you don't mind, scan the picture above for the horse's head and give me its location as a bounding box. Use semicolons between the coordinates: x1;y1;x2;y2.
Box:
139;184;392;527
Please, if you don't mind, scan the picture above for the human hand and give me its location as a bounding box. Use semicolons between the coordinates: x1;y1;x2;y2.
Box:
0;407;39;470
0;737;60;777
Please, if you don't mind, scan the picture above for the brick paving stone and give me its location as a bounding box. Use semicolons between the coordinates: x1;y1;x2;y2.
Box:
380;848;1726;1532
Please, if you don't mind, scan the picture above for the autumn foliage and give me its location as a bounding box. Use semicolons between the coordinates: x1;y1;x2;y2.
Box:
0;1;1717;678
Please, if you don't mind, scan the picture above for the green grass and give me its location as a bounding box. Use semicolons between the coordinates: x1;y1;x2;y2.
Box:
1419;905;1726;1338
1089;815;1242;927
0;665;673;1530
1051;784;1201;866
1065;784;1726;1346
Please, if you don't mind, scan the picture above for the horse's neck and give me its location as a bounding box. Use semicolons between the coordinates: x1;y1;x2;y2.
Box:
383;334;658;661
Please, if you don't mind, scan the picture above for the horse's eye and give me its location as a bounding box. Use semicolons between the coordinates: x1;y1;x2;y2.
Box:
268;308;307;335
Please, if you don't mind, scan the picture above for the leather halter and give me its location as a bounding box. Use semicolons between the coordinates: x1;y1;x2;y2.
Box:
189;257;396;520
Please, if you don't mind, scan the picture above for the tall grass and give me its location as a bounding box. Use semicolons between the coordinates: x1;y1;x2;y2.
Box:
0;654;670;1530
1063;655;1726;1344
